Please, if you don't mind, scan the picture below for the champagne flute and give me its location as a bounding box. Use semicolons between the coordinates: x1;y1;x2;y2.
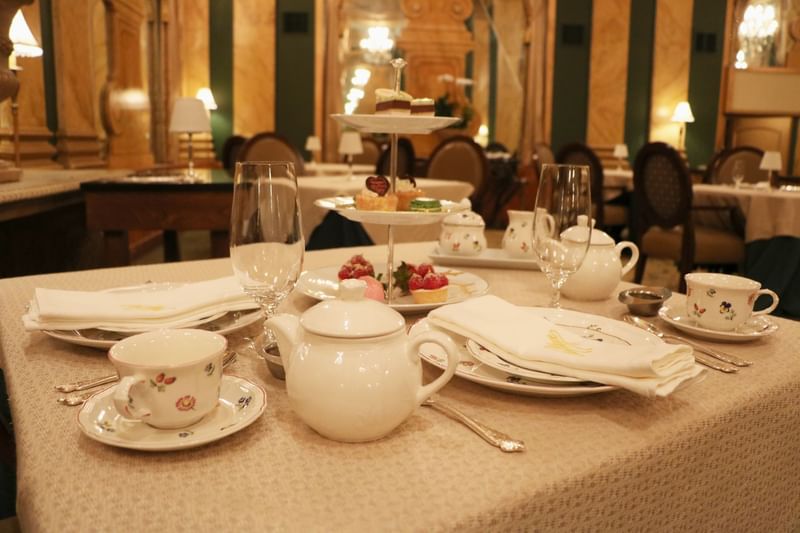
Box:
532;164;592;308
230;161;305;378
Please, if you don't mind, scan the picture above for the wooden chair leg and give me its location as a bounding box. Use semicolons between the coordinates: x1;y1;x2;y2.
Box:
634;254;647;284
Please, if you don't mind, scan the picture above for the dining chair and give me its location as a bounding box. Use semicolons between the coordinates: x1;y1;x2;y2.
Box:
351;137;381;166
376;137;416;177
711;146;766;185
532;143;555;177
237;132;305;175
556;142;627;231
221;135;247;174
426;135;489;191
632;142;745;292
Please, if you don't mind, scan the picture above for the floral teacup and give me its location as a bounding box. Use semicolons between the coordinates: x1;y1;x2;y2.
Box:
109;329;226;428
685;273;778;332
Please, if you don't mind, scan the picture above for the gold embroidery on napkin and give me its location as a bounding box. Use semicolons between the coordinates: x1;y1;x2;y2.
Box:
546;329;591;356
122;304;167;312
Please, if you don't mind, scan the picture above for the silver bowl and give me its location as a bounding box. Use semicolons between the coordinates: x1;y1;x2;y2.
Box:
618;286;672;316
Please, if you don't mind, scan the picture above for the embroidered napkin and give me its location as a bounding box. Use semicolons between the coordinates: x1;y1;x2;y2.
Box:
23;276;259;331
427;295;705;397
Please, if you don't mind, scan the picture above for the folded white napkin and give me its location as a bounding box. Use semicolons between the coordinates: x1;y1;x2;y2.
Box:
23;276;259;331
427;295;704;398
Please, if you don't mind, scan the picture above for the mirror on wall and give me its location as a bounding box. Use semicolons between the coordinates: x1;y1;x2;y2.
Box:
733;0;800;68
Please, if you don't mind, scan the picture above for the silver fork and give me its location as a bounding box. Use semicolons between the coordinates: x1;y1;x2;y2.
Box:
422;395;525;453
56;351;238;406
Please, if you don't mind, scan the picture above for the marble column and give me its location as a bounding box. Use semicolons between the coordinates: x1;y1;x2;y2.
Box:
52;0;105;168
586;0;631;148
649;0;693;148
0;2;58;167
102;0;154;168
233;0;275;137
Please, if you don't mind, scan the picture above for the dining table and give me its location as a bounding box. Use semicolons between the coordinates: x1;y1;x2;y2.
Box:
692;183;800;317
1;241;798;531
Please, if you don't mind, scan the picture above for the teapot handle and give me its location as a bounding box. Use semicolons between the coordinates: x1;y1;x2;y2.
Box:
409;330;460;406
615;241;640;278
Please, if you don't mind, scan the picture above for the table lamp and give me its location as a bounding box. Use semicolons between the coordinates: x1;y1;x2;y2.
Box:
338;131;363;180
671;101;695;152
759;151;782;189
612;144;628;170
8;9;43;168
169;98;211;179
305;135;321;164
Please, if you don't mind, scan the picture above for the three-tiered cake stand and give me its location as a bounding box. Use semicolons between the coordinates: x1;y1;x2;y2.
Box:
323;59;467;303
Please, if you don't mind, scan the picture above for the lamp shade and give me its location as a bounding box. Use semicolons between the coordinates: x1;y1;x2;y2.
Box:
613;144;629;159
759;151;782;171
169;98;211;133
9;10;41;58
305;136;322;151
338;131;363;155
671;101;695;123
195;88;217;110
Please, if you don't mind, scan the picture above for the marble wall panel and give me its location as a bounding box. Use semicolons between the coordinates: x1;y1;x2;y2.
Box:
494;0;525;151
471;5;490;139
233;0;275;136
586;0;631;147
178;0;208;98
649;0;693;147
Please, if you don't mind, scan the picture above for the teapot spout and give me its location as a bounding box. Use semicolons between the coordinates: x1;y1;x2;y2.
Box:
266;314;301;372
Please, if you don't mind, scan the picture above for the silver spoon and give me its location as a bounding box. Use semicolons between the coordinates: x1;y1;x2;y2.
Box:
623;315;745;372
422;395;525;453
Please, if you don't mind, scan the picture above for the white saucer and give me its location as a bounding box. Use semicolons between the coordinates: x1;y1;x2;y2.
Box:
428;247;541;271
77;375;266;451
296;264;489;314
658;303;778;343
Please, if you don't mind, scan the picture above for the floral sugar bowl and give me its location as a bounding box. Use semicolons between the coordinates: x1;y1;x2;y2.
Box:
439;211;487;256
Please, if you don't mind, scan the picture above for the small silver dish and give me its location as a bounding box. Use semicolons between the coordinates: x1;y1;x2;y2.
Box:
618;286;672;316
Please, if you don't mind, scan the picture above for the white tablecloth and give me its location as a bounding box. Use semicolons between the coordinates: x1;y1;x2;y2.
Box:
298;176;474;244
0;242;798;531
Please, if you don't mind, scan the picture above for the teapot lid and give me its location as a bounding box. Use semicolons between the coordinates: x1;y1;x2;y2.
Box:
300;279;404;338
560;215;614;246
442;211;485;228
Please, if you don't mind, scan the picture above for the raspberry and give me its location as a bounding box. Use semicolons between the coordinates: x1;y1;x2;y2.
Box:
337;266;353;280
422;273;448;290
408;273;424;291
351;266;372;278
349;254;370;267
415;263;434;277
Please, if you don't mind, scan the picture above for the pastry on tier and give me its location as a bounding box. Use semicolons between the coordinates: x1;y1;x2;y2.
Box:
396;176;424;211
355;175;398;211
408;197;442;212
408;272;449;304
410;98;435;116
375;88;412;115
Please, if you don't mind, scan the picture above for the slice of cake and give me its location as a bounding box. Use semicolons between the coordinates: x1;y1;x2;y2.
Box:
410;98;435;116
375;89;412;115
396;175;424;211
354;175;398;211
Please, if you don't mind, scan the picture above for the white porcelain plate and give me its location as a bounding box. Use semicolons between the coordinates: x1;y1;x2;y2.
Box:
296;264;489;313
658;303;778;343
77;375;266;451
313;197;468;226
331;114;460;134
465;339;587;385
43;308;263;350
411;320;615;397
429;247;541;271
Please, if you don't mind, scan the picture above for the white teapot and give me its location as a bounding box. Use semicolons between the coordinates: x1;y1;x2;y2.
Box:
561;217;639;301
267;279;459;443
439;211;487;256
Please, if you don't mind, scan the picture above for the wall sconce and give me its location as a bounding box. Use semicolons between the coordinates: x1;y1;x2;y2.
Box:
169;98;211;179
671;101;695;152
8;9;43;168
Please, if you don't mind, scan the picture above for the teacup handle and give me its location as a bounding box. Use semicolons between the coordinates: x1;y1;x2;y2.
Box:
113;375;152;421
752;289;779;316
409;330;460;406
615;241;640;278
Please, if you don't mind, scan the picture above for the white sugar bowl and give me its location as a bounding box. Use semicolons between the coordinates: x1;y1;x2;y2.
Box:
439;211;487;256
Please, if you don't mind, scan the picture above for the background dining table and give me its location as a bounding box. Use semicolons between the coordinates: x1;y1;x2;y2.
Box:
0;242;798;531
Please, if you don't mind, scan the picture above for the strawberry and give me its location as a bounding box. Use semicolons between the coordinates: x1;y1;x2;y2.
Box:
351;265;372;279
422;273;448;290
349;254;370;267
408;273;424;291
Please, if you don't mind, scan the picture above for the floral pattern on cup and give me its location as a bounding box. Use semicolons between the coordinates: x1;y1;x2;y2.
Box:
690;302;707;318
149;373;176;392
204;362;215;376
719;301;736;321
175;395;196;411
706;288;717;297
